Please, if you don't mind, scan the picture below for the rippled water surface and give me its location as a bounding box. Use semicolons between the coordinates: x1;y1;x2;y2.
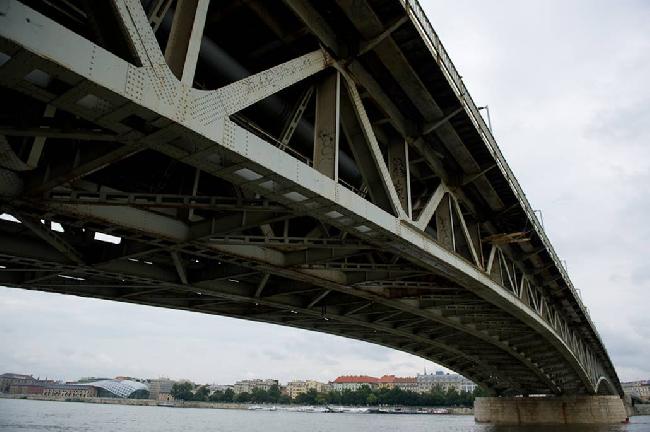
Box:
1;399;649;431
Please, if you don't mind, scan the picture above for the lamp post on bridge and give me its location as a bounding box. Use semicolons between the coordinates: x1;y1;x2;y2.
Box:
478;105;493;133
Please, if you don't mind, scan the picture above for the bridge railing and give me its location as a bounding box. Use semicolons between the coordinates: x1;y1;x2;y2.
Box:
400;0;609;357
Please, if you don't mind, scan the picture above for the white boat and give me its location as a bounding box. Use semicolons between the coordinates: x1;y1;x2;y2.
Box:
296;405;316;412
248;405;277;411
337;407;370;413
430;408;449;414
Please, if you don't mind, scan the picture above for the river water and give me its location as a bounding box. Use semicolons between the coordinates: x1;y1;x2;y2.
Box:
1;399;649;431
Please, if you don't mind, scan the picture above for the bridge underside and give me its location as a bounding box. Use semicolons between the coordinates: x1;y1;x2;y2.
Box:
0;0;621;397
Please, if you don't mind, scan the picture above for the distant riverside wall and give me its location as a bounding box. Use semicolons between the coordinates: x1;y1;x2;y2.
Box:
0;394;249;409
0;393;472;414
448;407;473;415
634;404;650;416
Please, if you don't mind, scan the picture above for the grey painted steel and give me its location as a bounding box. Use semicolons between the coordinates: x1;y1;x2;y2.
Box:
0;0;621;397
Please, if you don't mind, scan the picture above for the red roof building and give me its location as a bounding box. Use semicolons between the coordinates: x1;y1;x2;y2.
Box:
331;375;379;391
333;375;380;384
377;375;417;390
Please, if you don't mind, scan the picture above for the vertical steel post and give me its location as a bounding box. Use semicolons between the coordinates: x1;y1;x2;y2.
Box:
388;138;412;218
436;194;453;251
164;0;210;84
313;71;340;180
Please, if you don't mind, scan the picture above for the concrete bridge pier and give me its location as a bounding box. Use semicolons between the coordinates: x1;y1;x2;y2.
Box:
474;396;628;425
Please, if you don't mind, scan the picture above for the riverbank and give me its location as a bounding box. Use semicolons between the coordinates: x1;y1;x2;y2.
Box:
0;393;473;415
634;404;650;416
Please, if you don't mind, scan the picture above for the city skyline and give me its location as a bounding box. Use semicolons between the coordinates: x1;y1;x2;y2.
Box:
0;371;482;406
1;0;649;386
1;367;466;387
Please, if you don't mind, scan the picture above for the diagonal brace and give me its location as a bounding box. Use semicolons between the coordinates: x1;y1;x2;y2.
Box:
11;211;84;264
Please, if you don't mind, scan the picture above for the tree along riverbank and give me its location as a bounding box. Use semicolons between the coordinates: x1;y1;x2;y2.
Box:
0;393;473;415
172;382;487;407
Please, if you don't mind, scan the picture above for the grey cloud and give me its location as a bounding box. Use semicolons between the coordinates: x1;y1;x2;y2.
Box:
262;350;289;361
630;266;650;286
589;101;650;145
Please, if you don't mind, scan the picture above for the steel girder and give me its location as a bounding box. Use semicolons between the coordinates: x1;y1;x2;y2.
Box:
0;0;620;396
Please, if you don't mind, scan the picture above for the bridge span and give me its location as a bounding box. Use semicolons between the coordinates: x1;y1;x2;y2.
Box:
0;0;622;405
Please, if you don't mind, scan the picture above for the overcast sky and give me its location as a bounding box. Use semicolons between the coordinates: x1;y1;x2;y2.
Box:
1;1;649;385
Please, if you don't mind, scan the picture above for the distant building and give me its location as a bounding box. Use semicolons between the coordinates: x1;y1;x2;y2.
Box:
209;384;234;393
377;375;396;389
114;376;146;383
233;379;279;394
395;377;419;392
76;377;111;382
8;384;46;395
1;373;55;393
623;381;650;402
331;375;420;392
377;375;418;392
70;379;149;398
286;380;329;399
416;371;476;393
42;384;97;398
43;384;97;398
6;376;146;399
1;373;40;393
149;378;176;401
331;376;379;391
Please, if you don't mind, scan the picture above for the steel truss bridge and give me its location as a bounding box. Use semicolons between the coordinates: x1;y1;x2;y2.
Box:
0;0;622;397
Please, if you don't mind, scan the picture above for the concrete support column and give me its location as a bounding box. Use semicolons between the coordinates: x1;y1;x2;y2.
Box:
474;396;628;425
313;71;340;180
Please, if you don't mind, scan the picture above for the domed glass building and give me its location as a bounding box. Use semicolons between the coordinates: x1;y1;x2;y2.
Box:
74;379;149;399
